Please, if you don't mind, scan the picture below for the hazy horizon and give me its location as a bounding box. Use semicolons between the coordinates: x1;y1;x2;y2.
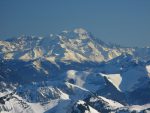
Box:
0;0;150;47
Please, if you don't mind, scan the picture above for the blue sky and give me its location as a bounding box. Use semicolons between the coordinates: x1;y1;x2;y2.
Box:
0;0;150;47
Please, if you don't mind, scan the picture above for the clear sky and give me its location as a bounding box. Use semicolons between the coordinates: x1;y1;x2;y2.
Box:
0;0;150;47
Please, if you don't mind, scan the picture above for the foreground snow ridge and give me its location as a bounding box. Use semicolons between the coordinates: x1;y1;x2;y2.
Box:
0;28;150;113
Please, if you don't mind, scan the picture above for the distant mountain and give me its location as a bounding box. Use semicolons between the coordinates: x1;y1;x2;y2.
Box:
1;28;150;62
0;28;150;113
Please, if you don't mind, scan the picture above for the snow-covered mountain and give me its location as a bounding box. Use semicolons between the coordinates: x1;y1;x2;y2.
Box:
1;28;150;62
0;28;150;113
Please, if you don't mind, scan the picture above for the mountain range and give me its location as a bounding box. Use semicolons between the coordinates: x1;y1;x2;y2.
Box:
0;28;150;113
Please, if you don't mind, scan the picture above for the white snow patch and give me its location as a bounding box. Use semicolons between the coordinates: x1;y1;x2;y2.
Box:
100;73;122;91
99;96;124;108
146;65;150;77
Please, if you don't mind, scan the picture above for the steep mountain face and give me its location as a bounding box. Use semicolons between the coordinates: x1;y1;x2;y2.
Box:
0;28;150;113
